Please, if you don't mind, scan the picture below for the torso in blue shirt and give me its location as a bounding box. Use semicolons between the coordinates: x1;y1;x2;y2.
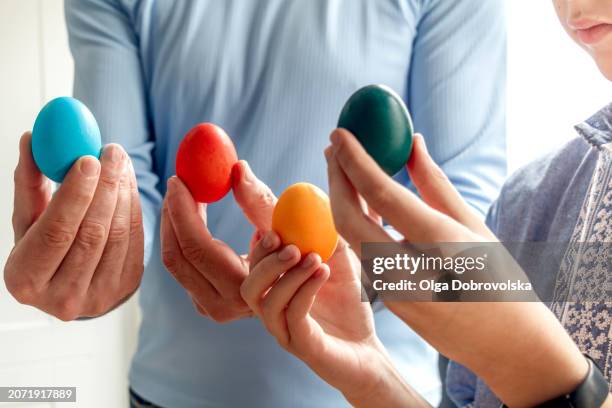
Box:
65;1;506;406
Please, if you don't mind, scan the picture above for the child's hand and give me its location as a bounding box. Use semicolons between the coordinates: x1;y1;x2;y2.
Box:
325;129;593;406
240;232;425;406
326;129;499;256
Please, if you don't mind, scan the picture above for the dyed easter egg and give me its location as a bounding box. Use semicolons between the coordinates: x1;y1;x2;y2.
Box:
272;183;338;262
176;123;238;203
338;84;414;176
32;97;102;182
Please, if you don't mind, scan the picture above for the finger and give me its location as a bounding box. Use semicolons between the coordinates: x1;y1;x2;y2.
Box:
51;145;127;295
13;131;52;242
118;158;145;299
407;134;495;239
285;265;331;357
330;129;467;242
260;253;322;344
84;164;132;314
165;176;211;240
166;176;248;295
163;202;252;322
249;230;263;253
161;203;220;303
7;155;101;286
166;175;210;235
190;294;209;317
232;161;277;231
367;206;382;226
286;264;330;333
240;245;301;315
325;237;362;284
248;230;281;267
325;145;392;255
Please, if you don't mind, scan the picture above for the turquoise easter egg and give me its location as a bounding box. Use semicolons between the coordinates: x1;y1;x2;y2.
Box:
32;97;102;182
338;84;414;176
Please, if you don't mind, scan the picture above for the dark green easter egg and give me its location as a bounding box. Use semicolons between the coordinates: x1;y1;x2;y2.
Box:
337;84;414;176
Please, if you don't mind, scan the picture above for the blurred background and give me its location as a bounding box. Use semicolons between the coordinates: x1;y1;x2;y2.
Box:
0;1;609;407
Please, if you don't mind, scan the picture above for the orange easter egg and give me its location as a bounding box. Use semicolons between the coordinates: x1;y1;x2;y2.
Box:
272;183;339;262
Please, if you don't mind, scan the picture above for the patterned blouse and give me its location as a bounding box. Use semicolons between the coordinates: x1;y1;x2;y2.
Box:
447;103;612;406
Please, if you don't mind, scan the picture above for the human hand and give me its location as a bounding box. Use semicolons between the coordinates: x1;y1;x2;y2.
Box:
161;161;276;322
325;129;496;256
240;232;427;407
4;132;144;320
325;129;593;406
325;128;534;340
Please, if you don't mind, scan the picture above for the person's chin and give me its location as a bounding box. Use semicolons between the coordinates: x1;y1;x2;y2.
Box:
593;48;612;81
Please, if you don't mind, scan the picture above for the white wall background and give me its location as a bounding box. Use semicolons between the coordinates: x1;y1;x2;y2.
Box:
506;1;611;172
0;1;609;407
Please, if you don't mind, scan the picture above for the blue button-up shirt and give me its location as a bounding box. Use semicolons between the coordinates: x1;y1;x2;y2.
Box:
65;1;506;406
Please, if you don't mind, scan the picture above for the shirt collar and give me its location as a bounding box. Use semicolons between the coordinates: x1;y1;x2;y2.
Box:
575;102;612;149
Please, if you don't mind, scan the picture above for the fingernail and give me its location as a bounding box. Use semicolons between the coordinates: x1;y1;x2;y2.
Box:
80;157;100;177
330;129;338;143
278;245;296;261
302;253;319;268
324;146;333;162
242;161;254;182
416;134;428;153
167;177;176;192
104;144;124;163
312;267;325;279
330;129;342;145
262;232;277;249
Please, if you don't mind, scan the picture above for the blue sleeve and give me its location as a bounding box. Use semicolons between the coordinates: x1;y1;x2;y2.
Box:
445;360;477;407
398;0;507;216
485;197;501;235
65;0;161;265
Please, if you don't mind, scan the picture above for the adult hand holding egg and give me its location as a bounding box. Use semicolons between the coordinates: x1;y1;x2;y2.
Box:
162;123;347;323
161;158;276;322
4;98;145;321
163;165;346;323
161;123;276;322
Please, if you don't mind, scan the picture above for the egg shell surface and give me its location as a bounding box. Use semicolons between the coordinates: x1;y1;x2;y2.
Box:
32;96;102;182
272;182;339;262
175;123;238;203
337;84;414;176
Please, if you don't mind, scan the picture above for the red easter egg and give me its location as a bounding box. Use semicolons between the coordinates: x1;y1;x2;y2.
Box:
176;123;238;203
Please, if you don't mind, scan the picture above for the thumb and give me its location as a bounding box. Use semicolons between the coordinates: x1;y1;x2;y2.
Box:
407;134;494;239
13;131;52;242
232;160;277;231
326;238;362;283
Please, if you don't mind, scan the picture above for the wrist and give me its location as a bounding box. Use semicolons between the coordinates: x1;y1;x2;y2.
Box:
342;340;428;408
504;355;608;408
